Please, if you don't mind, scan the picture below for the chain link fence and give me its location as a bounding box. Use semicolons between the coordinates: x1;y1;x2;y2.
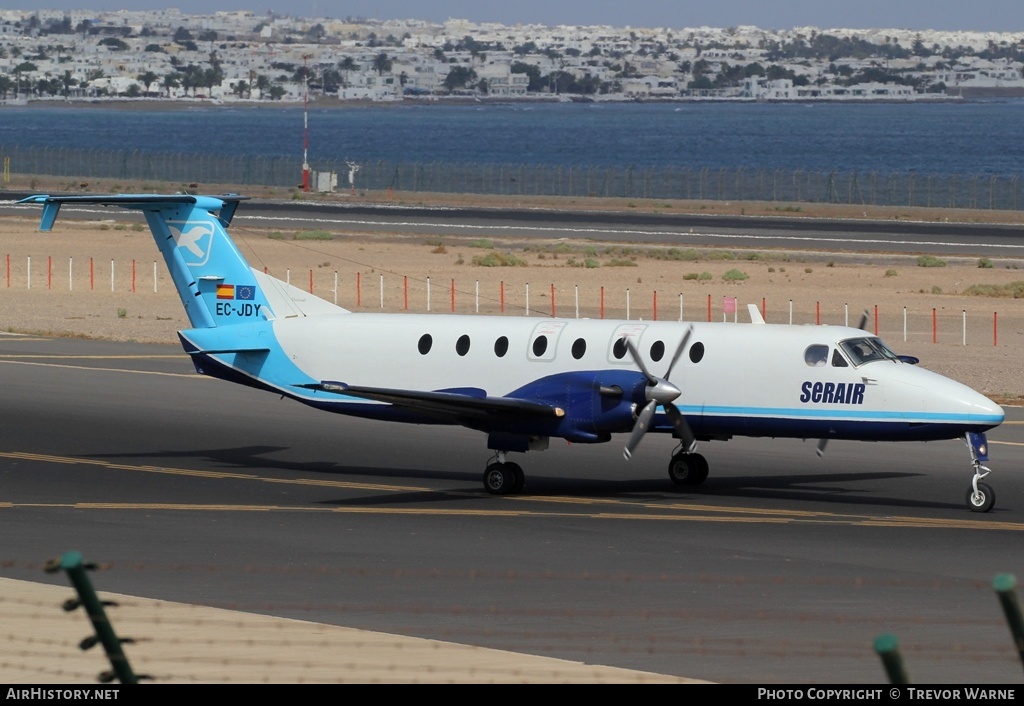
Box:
2;144;1021;210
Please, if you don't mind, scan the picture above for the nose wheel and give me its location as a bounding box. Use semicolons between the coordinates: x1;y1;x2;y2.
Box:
966;482;995;513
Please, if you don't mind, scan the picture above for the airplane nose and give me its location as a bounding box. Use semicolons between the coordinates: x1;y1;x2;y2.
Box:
962;387;1005;428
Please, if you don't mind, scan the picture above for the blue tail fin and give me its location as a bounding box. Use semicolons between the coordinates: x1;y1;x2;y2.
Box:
19;193;335;329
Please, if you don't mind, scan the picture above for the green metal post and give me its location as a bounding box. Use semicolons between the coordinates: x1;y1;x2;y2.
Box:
45;551;138;684
993;573;1024;670
873;633;909;684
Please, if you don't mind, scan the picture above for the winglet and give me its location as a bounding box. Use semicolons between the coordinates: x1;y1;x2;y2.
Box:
748;304;765;324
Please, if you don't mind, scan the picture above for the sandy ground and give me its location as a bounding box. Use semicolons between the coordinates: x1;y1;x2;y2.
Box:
2;180;1024;403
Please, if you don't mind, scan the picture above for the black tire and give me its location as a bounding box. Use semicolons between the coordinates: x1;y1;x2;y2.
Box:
483;462;516;495
966;482;995;513
669;452;710;486
688;453;709;485
508;462;525;493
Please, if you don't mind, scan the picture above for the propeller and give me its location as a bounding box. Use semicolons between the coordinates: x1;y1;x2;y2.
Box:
623;327;696;460
857;309;869;331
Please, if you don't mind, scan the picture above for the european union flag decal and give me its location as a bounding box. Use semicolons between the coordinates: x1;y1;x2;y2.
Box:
237;285;255;301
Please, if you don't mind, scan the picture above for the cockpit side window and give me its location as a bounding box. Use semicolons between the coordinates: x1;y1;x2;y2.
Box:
839;337;898;366
804;344;829;367
831;349;849;367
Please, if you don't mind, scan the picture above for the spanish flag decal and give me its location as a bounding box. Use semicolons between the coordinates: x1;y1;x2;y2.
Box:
216;284;235;299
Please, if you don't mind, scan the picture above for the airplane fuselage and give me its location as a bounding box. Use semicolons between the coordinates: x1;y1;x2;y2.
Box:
183;313;1003;445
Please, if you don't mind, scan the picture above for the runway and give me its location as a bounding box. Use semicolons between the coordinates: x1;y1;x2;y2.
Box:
3;334;1024;684
3;196;1024;257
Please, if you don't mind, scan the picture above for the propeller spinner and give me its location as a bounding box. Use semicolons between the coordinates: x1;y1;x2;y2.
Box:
623;327;697;460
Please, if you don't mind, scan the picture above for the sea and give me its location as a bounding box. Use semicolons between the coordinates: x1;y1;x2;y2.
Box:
2;99;1023;177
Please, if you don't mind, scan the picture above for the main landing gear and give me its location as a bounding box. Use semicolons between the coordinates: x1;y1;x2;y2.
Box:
667;447;709;486
483;451;525;495
964;432;995;513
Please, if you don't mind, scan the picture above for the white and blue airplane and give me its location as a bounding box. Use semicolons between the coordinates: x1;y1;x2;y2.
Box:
21;193;1005;511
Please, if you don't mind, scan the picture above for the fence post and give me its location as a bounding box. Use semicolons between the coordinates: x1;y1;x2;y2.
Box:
873;633;909;685
43;551;140;684
992;573;1024;670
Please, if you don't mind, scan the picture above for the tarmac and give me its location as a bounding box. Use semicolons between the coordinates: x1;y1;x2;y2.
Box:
1;578;708;684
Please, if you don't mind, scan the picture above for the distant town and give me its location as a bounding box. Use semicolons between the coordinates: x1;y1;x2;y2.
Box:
2;8;1024;104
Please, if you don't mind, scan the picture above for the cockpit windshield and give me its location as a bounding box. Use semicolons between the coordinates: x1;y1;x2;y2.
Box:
838;337;900;366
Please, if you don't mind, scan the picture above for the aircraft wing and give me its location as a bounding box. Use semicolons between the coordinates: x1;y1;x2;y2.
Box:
296;381;565;422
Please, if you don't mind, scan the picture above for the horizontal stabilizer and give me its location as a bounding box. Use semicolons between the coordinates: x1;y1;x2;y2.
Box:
19;193;250;226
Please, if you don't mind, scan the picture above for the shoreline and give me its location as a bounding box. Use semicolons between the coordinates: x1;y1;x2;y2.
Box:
1;93;1000;113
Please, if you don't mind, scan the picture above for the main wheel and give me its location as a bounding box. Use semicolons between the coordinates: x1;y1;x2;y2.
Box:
668;452;709;486
483;462;516;495
966;482;995;513
507;462;525;493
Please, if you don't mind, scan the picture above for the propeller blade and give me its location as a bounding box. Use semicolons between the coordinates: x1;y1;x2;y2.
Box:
816;438;828;457
857;310;869;331
624;338;656;385
624;400;657;460
665;404;697;453
663;326;693;381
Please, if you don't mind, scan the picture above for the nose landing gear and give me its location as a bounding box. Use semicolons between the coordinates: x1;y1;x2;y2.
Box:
964;432;995;513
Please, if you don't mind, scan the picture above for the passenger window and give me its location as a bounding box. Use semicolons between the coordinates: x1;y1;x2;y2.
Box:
571;338;586;360
456;334;470;356
532;336;548;357
831;349;848;367
418;334;432;355
804;344;829;367
494;336;509;357
612;338;628;360
689;341;705;364
649;340;665;362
